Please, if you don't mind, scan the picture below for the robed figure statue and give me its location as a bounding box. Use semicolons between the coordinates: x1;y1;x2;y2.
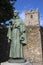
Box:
7;10;27;63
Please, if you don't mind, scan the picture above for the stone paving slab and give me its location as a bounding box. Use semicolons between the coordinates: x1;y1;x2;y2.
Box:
32;62;42;65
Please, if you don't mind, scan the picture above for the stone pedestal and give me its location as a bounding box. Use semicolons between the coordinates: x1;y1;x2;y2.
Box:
8;58;25;63
1;61;32;65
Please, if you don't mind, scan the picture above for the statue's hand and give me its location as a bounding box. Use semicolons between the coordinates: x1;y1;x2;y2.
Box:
8;39;10;43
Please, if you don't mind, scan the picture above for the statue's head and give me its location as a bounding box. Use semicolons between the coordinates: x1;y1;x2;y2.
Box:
13;10;19;17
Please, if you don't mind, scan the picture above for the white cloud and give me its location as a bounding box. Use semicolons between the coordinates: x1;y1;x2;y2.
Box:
40;19;43;27
40;14;43;27
19;11;25;22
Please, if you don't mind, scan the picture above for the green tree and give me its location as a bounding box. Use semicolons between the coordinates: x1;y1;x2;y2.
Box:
0;0;16;22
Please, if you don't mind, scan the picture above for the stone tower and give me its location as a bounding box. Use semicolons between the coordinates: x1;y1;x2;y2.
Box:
24;9;42;65
25;9;40;26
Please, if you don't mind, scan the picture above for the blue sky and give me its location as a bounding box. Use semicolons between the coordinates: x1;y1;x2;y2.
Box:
13;0;43;26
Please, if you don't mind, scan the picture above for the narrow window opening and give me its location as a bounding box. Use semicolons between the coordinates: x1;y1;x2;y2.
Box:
31;15;33;18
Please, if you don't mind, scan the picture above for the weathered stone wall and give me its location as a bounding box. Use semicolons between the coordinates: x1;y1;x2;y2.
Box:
24;10;42;64
23;26;42;62
40;27;43;54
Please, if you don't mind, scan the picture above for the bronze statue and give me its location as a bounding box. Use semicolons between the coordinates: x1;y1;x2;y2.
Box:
7;10;27;63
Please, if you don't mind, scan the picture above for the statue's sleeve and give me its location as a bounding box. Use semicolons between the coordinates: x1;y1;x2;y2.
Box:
7;24;11;43
20;23;27;45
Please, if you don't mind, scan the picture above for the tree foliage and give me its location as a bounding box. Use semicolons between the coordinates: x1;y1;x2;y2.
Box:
0;0;16;22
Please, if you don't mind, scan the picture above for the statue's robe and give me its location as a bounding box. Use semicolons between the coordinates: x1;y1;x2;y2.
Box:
7;18;27;59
